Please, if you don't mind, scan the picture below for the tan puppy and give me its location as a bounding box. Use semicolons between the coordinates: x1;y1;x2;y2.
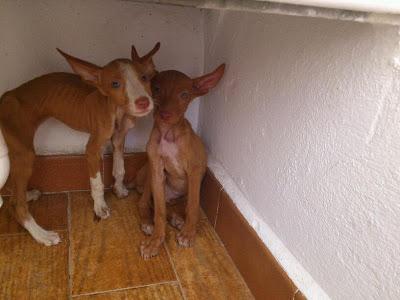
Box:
135;65;225;259
0;44;159;245
111;44;159;198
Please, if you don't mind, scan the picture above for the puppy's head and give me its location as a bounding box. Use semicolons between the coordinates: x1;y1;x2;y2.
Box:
57;42;160;117
151;64;225;125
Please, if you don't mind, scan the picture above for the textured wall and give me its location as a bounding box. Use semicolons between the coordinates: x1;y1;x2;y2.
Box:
200;10;400;299
267;0;400;13
0;0;203;154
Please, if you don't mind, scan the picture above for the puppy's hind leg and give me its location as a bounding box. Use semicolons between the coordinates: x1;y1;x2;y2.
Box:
165;185;185;231
26;189;41;202
86;135;110;219
11;151;60;245
127;164;147;193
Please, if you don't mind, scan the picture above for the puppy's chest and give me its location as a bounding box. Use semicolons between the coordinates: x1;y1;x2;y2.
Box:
158;138;183;174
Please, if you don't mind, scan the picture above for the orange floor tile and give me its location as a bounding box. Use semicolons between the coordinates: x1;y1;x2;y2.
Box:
0;191;253;299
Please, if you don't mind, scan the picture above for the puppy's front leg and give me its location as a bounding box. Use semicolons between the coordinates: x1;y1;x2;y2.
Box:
177;169;204;247
140;158;166;259
86;135;109;219
111;115;135;198
138;165;154;235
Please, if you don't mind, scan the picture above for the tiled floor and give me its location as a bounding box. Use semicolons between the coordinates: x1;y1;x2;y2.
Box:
0;191;253;299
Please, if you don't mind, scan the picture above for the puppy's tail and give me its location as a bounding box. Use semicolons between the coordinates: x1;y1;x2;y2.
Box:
0;127;10;208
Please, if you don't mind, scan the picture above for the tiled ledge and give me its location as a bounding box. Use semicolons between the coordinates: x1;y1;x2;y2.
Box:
200;169;307;299
0;153;147;195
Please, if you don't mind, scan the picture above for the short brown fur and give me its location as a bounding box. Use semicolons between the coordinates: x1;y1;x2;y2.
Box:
134;65;225;258
0;44;159;245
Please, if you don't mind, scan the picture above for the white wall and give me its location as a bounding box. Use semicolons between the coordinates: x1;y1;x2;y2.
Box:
267;0;400;13
200;10;400;300
0;0;203;154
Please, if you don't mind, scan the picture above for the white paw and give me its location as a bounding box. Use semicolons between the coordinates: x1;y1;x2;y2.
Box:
26;189;41;202
141;223;154;236
33;230;61;246
24;217;61;246
113;184;129;199
176;229;196;248
94;203;110;219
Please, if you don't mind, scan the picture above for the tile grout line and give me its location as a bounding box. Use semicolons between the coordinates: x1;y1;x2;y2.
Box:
0;229;68;238
213;187;223;228
3;187;114;198
67;192;73;300
71;280;180;298
206;173;254;297
12;188;114;196
164;244;187;300
205;216;255;299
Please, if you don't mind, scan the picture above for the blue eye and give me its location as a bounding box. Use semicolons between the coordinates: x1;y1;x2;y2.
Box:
111;81;120;88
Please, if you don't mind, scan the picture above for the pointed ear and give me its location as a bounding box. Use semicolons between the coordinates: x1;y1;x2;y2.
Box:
192;64;225;96
57;48;101;86
131;42;160;63
131;44;140;61
140;42;160;62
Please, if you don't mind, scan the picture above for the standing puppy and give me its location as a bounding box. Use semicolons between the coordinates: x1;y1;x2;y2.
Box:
138;64;225;259
111;44;159;198
0;44;159;245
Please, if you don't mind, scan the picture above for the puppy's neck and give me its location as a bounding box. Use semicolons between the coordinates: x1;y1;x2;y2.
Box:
156;119;185;143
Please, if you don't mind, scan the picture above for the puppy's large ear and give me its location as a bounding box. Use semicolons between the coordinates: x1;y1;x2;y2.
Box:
141;42;160;62
131;42;161;63
131;44;140;61
57;48;101;86
192;64;225;96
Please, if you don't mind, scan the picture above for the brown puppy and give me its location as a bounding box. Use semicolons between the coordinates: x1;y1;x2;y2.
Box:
111;44;159;199
136;64;225;259
0;44;159;245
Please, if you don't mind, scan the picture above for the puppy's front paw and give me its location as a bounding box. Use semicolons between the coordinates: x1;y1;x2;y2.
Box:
169;213;185;230
34;230;61;246
140;236;164;259
141;223;154;236
177;228;196;248
94;203;110;220
113;184;129;199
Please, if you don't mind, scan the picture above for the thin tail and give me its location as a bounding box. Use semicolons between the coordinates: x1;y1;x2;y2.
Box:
0;127;10;208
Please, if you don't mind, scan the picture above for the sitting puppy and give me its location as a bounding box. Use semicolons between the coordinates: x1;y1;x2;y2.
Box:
135;64;225;259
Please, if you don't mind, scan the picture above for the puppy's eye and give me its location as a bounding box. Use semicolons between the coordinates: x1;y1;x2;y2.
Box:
111;81;120;88
180;91;190;100
141;75;148;82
